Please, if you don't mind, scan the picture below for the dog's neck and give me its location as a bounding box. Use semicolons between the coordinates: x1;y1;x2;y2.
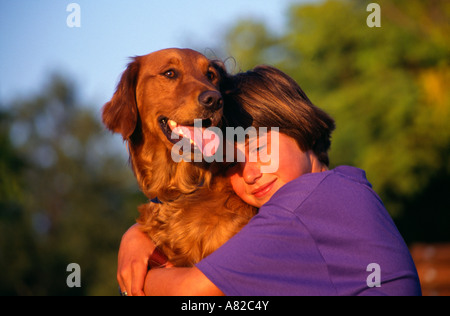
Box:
127;135;214;202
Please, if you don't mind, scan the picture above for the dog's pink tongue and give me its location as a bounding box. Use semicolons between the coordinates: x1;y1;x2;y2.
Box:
173;125;220;157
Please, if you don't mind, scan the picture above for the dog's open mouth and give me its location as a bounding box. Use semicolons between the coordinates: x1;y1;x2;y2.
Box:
159;116;220;157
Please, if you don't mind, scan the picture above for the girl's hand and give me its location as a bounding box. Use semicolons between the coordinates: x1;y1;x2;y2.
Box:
117;223;155;296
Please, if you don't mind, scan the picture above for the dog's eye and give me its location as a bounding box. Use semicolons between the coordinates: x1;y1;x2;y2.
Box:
206;71;216;81
163;70;177;79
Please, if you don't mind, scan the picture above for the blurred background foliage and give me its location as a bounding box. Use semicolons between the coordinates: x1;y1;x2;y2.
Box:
1;0;449;295
0;76;146;295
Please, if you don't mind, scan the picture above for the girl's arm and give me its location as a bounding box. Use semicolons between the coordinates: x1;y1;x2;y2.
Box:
144;265;224;296
118;223;224;296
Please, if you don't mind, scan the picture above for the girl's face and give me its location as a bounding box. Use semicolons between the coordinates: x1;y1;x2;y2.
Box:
227;131;326;208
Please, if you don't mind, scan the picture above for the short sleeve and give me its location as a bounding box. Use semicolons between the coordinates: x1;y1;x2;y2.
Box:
196;204;337;296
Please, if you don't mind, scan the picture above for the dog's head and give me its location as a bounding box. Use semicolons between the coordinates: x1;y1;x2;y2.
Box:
102;48;225;151
102;48;227;198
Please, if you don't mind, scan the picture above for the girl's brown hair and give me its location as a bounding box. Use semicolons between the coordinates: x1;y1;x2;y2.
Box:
222;65;336;166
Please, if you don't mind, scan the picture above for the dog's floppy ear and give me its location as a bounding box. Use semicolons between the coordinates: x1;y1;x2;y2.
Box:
102;57;141;140
211;59;232;94
211;60;228;83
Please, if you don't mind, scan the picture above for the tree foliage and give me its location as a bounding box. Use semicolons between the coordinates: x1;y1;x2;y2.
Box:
224;0;450;242
0;75;144;295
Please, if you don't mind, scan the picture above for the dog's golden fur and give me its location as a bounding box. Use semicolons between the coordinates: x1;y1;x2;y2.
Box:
102;48;256;266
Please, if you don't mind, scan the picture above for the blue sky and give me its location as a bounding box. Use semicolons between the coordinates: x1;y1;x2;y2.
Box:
0;0;312;109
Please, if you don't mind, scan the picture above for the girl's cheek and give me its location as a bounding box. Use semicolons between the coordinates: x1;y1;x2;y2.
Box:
230;174;242;193
230;174;247;200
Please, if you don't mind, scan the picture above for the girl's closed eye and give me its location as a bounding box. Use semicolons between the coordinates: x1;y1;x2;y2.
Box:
257;144;266;152
249;139;266;154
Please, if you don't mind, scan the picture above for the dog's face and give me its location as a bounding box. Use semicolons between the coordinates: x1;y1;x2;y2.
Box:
102;48;224;153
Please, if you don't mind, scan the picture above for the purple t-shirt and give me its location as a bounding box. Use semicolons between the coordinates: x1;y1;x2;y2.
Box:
196;166;421;296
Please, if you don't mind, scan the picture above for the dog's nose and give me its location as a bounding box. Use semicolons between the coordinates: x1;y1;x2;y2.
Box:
198;91;223;111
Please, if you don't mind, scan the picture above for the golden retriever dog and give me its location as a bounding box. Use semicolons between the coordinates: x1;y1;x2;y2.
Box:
102;48;256;267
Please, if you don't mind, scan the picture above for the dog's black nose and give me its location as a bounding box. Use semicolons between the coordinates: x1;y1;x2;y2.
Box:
199;91;223;111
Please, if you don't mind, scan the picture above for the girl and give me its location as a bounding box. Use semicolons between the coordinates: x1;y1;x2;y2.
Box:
117;66;421;296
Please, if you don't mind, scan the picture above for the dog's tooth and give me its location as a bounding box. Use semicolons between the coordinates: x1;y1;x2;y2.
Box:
168;120;177;129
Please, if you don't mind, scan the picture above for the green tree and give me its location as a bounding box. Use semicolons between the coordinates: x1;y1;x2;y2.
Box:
224;0;450;242
0;75;144;295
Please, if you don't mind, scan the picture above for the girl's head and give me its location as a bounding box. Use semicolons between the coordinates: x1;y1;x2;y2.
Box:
222;65;336;207
223;65;335;167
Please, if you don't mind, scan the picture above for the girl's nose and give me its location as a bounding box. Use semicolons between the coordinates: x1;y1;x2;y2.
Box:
242;161;262;184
